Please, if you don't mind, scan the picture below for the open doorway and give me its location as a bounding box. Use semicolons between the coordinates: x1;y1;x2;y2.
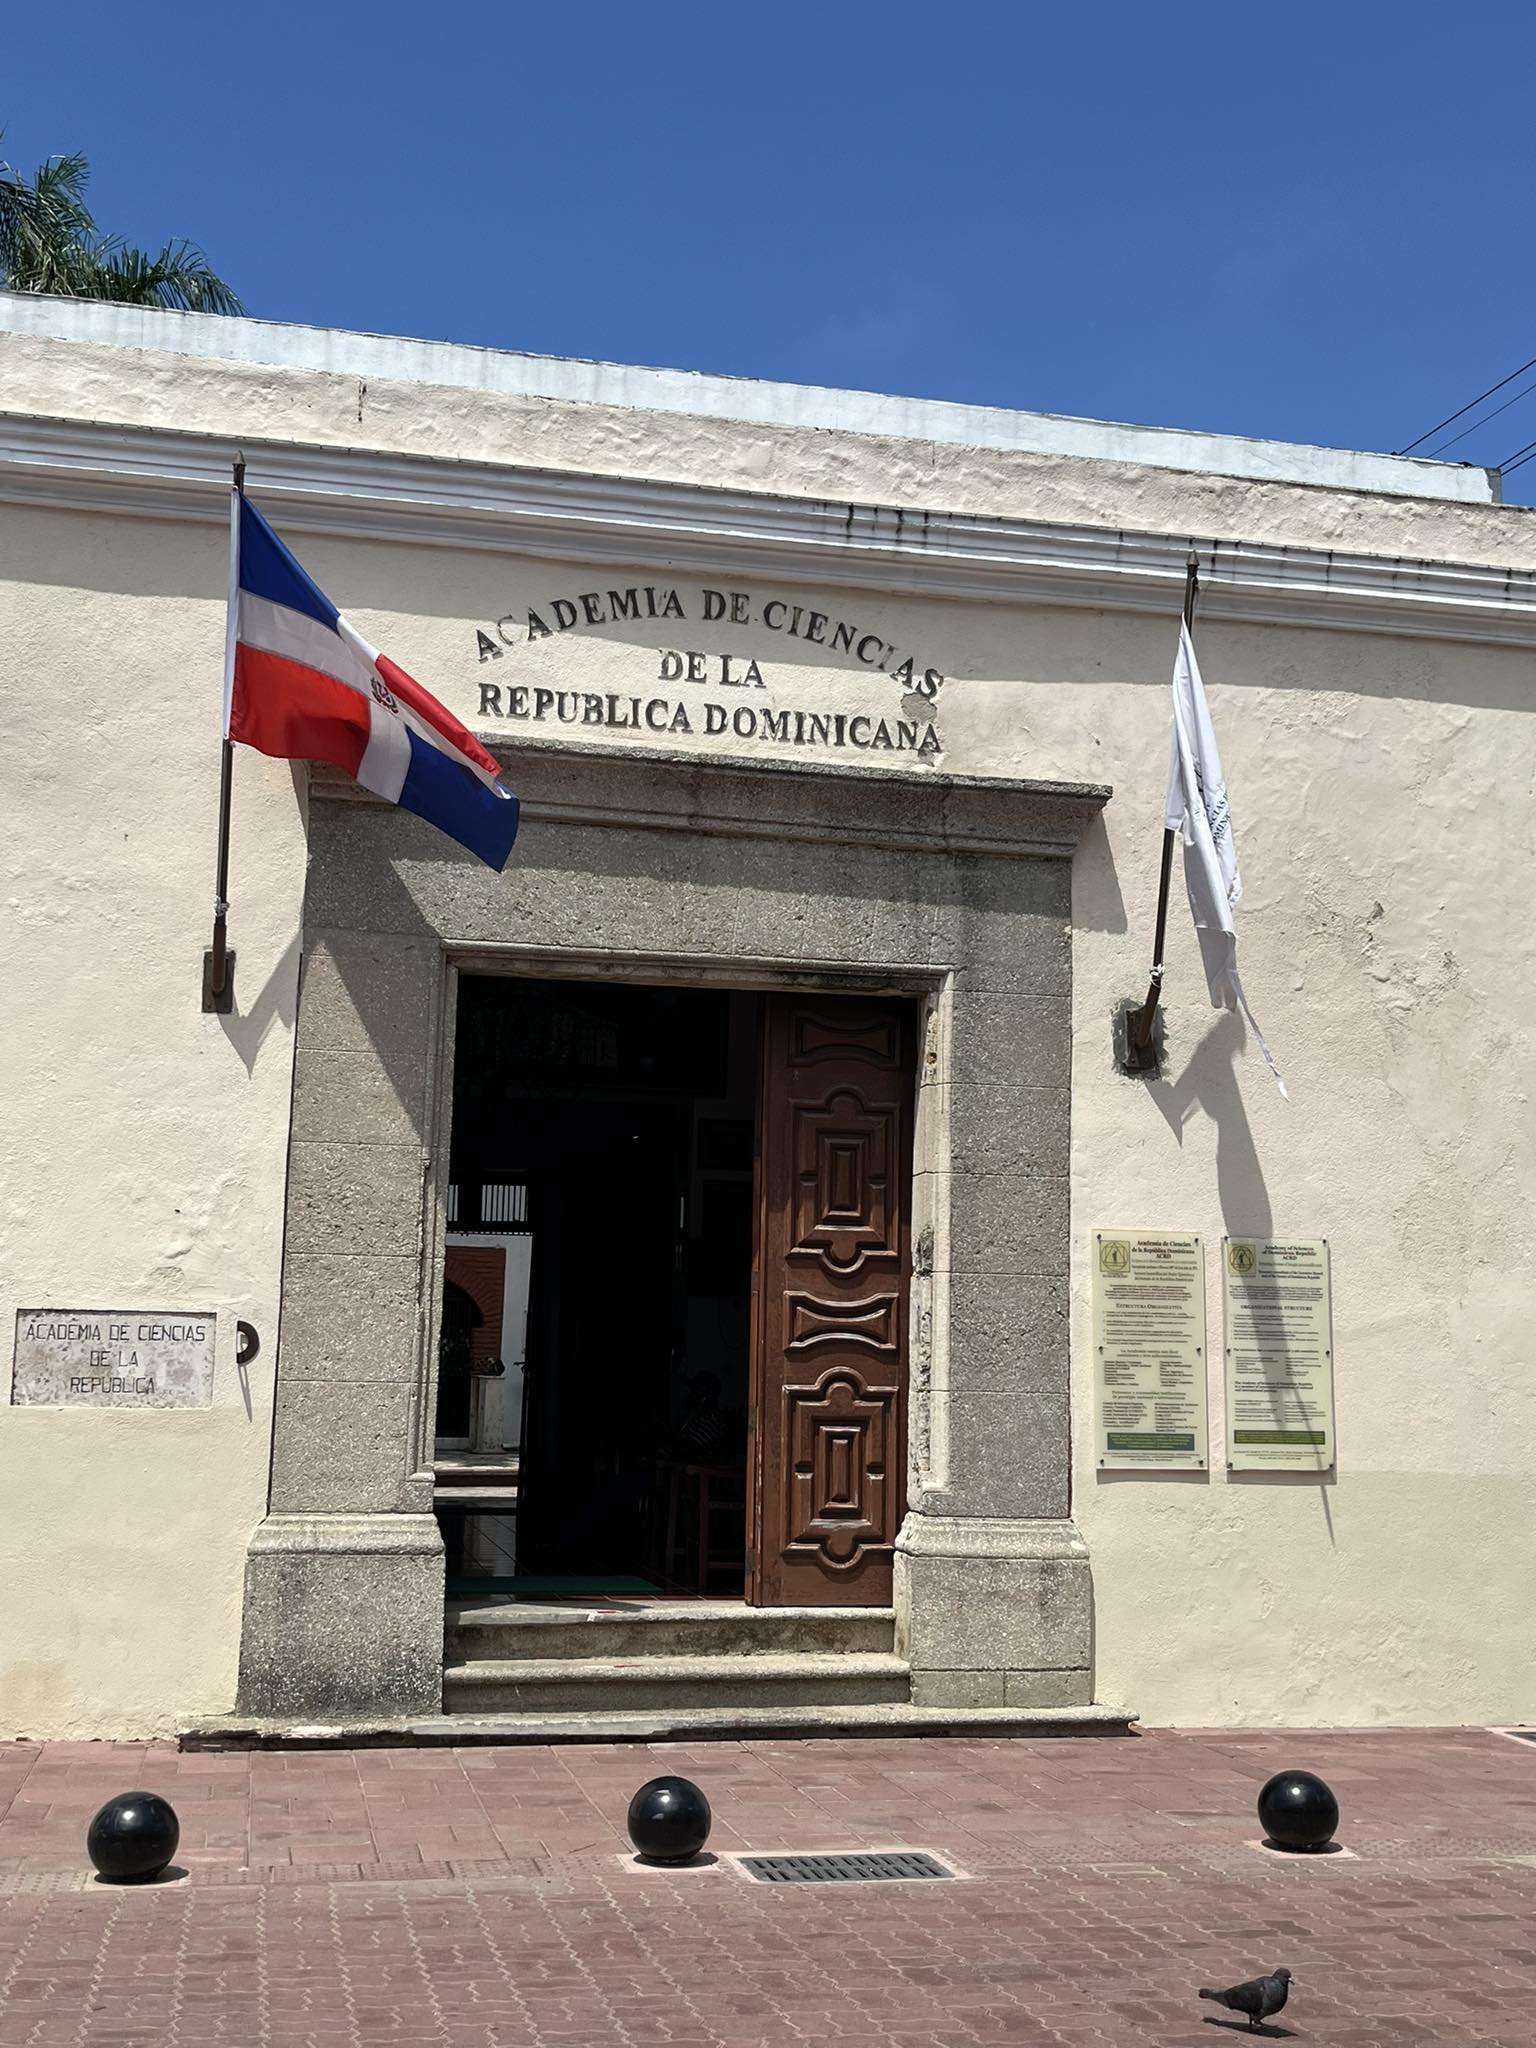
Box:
437;976;759;1598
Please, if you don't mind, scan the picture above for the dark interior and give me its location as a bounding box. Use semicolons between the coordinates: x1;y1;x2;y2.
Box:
443;975;759;1594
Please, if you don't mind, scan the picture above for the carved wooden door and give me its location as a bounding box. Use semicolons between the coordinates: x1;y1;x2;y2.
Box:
748;994;914;1606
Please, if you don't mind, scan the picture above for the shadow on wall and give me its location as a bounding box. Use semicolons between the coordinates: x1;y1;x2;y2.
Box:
212;761;308;1076
1136;1009;1336;1541
1146;1009;1270;1237
218;929;302;1077
1071;810;1128;936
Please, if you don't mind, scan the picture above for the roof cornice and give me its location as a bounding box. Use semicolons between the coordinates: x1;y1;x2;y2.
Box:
3;410;1536;648
0;291;1495;503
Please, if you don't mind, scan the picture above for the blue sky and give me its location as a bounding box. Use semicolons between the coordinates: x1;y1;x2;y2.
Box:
9;2;1536;494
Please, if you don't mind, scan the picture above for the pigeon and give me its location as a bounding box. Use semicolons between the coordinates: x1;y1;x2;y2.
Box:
1199;1967;1292;2030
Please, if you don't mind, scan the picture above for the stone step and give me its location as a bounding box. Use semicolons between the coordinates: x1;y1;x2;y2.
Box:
182;1701;1137;1750
446;1600;895;1663
441;1650;911;1714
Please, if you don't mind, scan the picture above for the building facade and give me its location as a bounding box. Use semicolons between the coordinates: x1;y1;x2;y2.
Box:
2;294;1533;1738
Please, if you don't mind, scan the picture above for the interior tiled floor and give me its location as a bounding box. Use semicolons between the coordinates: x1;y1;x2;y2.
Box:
2;1728;1535;2044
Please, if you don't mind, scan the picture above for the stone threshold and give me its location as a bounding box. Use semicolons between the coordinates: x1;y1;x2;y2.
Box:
180;1701;1138;1751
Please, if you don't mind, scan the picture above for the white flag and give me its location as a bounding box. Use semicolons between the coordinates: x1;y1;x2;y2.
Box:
1163;622;1287;1097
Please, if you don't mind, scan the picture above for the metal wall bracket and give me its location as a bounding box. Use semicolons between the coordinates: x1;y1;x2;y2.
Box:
1113;995;1163;1077
202;948;236;1014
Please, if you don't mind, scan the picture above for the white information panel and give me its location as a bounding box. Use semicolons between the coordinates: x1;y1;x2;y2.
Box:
1222;1239;1335;1471
1091;1231;1208;1469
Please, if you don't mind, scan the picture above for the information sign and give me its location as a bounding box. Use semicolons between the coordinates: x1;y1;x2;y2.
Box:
1091;1231;1208;1469
1222;1239;1335;1470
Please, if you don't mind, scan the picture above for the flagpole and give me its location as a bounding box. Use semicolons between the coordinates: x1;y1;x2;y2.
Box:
1132;550;1200;1056
203;456;244;1012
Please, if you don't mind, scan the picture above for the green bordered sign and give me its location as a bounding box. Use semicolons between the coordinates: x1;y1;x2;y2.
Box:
1091;1230;1207;1471
1222;1238;1335;1472
1106;1432;1196;1453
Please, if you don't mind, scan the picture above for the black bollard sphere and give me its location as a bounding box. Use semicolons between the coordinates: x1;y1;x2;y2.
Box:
1257;1769;1339;1852
86;1791;181;1884
626;1775;712;1864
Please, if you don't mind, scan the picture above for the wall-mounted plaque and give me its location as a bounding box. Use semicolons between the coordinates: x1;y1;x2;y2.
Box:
1222;1240;1334;1470
11;1310;216;1409
1091;1231;1208;1469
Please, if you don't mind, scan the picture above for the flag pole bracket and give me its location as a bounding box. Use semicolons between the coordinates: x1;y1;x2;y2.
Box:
1113;994;1163;1076
201;947;236;1014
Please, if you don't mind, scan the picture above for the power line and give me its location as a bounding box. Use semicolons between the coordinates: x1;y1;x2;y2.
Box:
1495;433;1536;479
1396;350;1536;456
1424;372;1536;457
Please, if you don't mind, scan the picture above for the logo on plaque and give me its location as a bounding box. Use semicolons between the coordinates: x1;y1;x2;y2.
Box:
1227;1242;1257;1277
1098;1239;1131;1277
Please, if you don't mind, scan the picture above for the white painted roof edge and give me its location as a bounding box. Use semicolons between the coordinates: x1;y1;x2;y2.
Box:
0;290;1497;506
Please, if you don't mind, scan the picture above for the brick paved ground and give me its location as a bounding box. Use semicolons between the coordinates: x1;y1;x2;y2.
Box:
2;1728;1536;2046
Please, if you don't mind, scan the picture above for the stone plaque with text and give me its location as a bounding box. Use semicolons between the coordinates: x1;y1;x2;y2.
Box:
1091;1231;1208;1469
11;1309;216;1408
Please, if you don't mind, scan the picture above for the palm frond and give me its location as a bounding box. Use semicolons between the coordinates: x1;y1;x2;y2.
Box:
84;237;243;314
26;151;94;236
0;134;241;313
0;141;98;291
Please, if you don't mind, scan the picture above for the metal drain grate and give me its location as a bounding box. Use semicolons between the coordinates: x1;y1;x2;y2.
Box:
739;1851;953;1884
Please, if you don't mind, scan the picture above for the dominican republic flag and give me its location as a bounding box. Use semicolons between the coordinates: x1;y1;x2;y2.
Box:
224;492;519;870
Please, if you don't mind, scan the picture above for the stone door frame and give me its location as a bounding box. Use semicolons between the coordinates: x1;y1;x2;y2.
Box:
235;739;1109;1721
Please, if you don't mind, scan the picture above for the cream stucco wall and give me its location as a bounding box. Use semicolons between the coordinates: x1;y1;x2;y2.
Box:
1059;616;1536;1725
3;307;1534;1733
0;504;306;1736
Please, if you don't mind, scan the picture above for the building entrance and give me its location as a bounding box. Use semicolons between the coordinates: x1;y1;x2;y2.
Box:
438;975;914;1607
